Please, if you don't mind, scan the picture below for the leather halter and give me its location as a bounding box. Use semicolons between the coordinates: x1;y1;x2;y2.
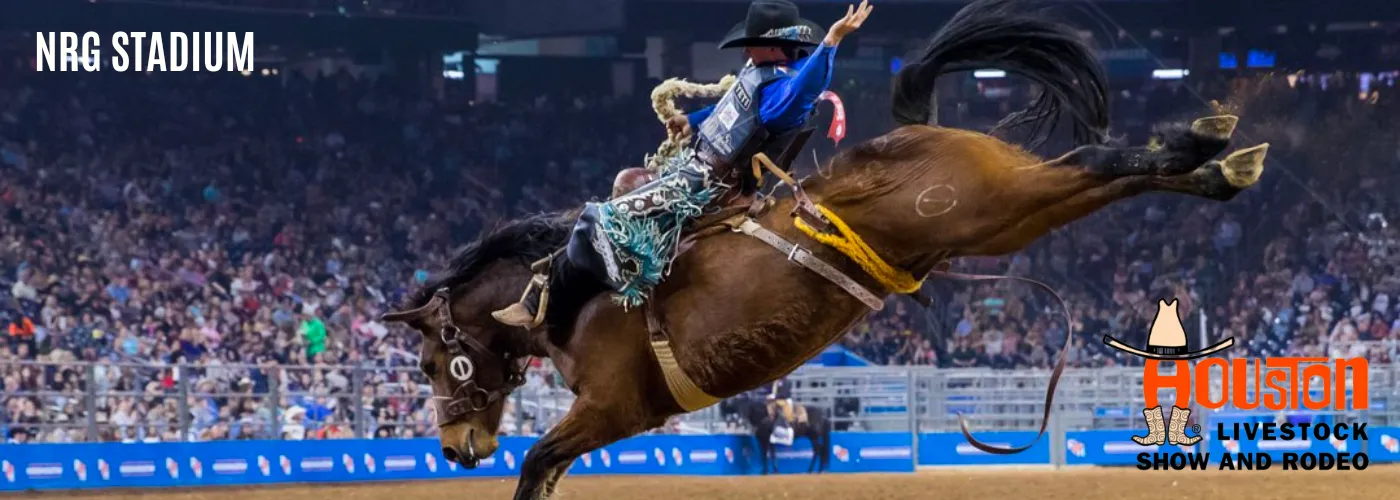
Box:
426;287;531;427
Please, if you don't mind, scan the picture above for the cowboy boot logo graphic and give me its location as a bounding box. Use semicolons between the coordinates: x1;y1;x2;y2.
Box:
1106;299;1232;447
1133;406;1167;446
1166;407;1202;446
1134;406;1202;446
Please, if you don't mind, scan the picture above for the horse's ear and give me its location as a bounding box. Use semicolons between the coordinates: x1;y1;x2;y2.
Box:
380;309;418;323
381;293;446;327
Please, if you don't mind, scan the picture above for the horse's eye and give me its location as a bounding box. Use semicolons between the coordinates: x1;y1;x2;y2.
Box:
420;361;437;375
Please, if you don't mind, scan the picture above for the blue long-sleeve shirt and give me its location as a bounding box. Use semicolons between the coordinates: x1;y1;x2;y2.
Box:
687;42;838;134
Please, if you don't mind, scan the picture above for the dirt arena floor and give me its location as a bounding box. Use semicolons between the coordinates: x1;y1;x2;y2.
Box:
48;465;1400;500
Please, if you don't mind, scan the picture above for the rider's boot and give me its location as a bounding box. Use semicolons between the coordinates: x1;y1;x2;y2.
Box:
491;252;558;329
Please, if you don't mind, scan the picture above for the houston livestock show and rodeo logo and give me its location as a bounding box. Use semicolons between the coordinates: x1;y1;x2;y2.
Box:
1104;298;1370;471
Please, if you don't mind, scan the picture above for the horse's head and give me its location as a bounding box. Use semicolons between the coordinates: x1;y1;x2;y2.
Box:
720;396;771;428
382;285;531;469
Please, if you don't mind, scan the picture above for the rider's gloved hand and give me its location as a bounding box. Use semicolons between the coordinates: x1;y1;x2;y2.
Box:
665;114;691;137
825;1;874;46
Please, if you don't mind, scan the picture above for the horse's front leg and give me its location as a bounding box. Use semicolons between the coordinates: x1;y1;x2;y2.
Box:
769;439;779;474
513;399;644;500
806;431;819;473
539;466;570;499
756;435;771;475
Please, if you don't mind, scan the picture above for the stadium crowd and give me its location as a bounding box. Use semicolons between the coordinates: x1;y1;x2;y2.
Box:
2;60;1398;443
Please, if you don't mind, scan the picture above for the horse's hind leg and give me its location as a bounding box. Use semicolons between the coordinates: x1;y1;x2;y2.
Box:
513;400;646;500
1153;144;1268;201
967;143;1268;256
1046;115;1237;177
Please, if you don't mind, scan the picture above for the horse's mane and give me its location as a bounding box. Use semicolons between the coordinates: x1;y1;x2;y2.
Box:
405;211;575;309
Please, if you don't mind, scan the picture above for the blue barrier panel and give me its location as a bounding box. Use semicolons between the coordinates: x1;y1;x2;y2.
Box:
916;432;1049;466
1373;427;1400;463
741;432;914;474
0;432;911;491
0;438;543;491
576;434;746;476
1064;430;1196;466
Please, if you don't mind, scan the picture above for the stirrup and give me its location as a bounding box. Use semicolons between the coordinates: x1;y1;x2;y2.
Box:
529;251;559;274
492;273;551;329
522;273;550;327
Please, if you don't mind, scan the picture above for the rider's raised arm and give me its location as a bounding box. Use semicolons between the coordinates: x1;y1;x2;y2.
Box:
756;41;838;131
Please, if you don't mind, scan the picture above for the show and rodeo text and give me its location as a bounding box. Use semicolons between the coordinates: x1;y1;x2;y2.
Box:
1136;419;1371;471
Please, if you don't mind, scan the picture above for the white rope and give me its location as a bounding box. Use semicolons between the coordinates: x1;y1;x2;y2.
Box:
644;75;737;172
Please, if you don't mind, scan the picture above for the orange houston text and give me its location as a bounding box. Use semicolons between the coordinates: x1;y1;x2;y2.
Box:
1143;358;1368;411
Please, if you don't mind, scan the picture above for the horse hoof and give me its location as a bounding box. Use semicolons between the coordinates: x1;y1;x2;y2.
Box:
1221;143;1268;188
1191;115;1240;140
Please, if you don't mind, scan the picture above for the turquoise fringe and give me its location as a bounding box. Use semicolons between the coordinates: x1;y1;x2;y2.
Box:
594;173;717;308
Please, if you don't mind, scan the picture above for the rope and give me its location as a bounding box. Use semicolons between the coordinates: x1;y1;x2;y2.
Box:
793;204;923;294
645;76;737;172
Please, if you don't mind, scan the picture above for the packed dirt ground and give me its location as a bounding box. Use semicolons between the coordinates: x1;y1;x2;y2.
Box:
53;465;1400;500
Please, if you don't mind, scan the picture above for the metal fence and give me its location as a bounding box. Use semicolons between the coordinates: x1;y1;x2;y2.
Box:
785;362;1400;433
5;360;1398;443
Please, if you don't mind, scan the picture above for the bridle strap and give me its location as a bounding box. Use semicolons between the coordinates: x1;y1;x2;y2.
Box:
428;287;531;427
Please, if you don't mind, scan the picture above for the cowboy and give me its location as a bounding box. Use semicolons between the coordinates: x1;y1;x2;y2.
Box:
494;0;874;328
767;377;797;427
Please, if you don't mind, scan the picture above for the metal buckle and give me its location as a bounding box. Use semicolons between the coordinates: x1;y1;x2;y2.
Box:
440;324;461;347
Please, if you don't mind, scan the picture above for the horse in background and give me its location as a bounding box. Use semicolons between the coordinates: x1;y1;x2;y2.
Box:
721;397;832;474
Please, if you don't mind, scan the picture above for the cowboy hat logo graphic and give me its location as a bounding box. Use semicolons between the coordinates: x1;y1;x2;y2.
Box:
1103;298;1234;447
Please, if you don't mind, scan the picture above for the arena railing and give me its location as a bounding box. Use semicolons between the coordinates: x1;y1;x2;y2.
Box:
3;360;1396;443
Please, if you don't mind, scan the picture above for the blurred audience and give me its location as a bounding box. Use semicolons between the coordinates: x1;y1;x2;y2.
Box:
1;59;1396;443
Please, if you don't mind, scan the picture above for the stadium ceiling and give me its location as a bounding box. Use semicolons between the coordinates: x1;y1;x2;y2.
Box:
0;0;480;50
625;0;1400;40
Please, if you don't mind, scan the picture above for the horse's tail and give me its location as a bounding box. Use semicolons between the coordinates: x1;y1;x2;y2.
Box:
890;0;1110;147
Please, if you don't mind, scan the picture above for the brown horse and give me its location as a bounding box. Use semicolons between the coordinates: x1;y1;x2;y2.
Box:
382;1;1268;498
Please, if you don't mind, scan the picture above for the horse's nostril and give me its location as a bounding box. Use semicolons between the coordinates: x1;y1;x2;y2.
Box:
441;447;459;463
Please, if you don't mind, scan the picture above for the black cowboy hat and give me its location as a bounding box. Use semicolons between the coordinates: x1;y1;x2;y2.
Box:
718;0;825;49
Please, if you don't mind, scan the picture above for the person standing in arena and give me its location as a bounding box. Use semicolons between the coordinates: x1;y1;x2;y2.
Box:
494;0;874;327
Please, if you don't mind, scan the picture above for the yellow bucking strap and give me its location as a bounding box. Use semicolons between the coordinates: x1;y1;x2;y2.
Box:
793;204;924;294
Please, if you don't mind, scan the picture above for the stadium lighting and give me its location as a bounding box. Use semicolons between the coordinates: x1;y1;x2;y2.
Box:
1152;69;1190;80
973;69;1006;79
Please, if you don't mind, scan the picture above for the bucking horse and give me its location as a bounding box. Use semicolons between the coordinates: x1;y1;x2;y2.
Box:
382;1;1268;498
